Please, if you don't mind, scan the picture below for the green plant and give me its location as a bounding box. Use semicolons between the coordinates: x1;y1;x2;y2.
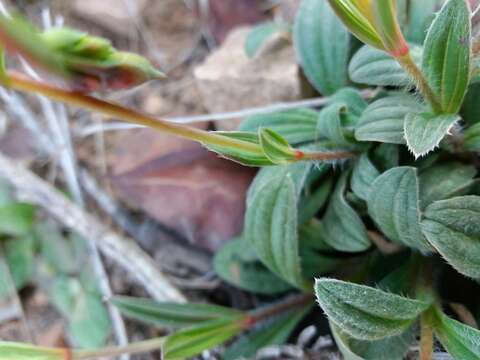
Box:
0;0;480;359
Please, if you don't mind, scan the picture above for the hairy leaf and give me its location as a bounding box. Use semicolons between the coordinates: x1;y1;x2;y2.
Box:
422;196;480;278
422;0;471;114
351;153;380;201
331;322;415;360
349;45;421;86
419;162;477;207
404;112;459;158
355;94;425;144
214;238;293;295
240;109;318;145
259;128;299;165
322;172;370;252
245;163;312;288
433;310;480;360
294;0;350;95
245;22;288;58
163;317;245;360
368;167;431;252
315;278;429;340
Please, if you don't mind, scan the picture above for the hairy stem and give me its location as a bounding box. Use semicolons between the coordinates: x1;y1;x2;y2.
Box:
396;53;442;114
5;71;352;163
420;312;434;360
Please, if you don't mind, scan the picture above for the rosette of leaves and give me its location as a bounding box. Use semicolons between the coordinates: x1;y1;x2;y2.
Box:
2;0;480;359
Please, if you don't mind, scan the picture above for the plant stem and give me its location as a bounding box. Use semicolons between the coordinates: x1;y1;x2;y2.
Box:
420;312;434;360
5;71;353;164
396;53;442;114
73;337;165;360
7;71;262;153
245;294;314;327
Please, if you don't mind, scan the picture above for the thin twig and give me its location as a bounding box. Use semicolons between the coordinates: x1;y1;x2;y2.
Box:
367;230;404;255
0;152;186;303
76;89;377;137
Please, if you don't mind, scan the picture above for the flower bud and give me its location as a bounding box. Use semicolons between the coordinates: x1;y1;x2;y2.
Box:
372;0;409;57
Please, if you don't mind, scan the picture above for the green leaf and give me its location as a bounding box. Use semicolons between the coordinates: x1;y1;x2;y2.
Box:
461;83;480;125
0;203;35;236
317;102;354;147
3;234;35;289
368;167;431;252
207;132;273;166
245;22;288;58
213;237;293;295
433;309;480;360
0;342;68;360
422;0;471;114
331;322;415;360
48;276;111;348
258;128;298;165
355;94;425;144
163;318;245;360
349;45;421;86
315;278;429;340
464;123;480;152
419;162;477;207
422;196;480;278
223;307;310;360
351;153;380;201
294;0;350;95
112;296;244;329
404;112;459;158
299;176;333;224
404;0;439;44
322;172;370;252
240;109;318;145
245;163;311;288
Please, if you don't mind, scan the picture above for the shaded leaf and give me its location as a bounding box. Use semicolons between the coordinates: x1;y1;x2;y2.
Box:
112;296;244;329
213;238;293;295
419;162;477;207
299;176;333;224
422;0;471;114
317;102;354;147
3;234;35;289
223;307;310;360
331;322;415;360
433;309;480;360
355;94;425;144
322;172;370;252
163;317;245;360
315;278;429;340
460;82;480;125
422;196;480;278
294;0;350;95
404;0;440;44
404;112;459;158
349;45;421;86
351;153;380;201
368;167;431;252
464;123;480;152
239;109;318;145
